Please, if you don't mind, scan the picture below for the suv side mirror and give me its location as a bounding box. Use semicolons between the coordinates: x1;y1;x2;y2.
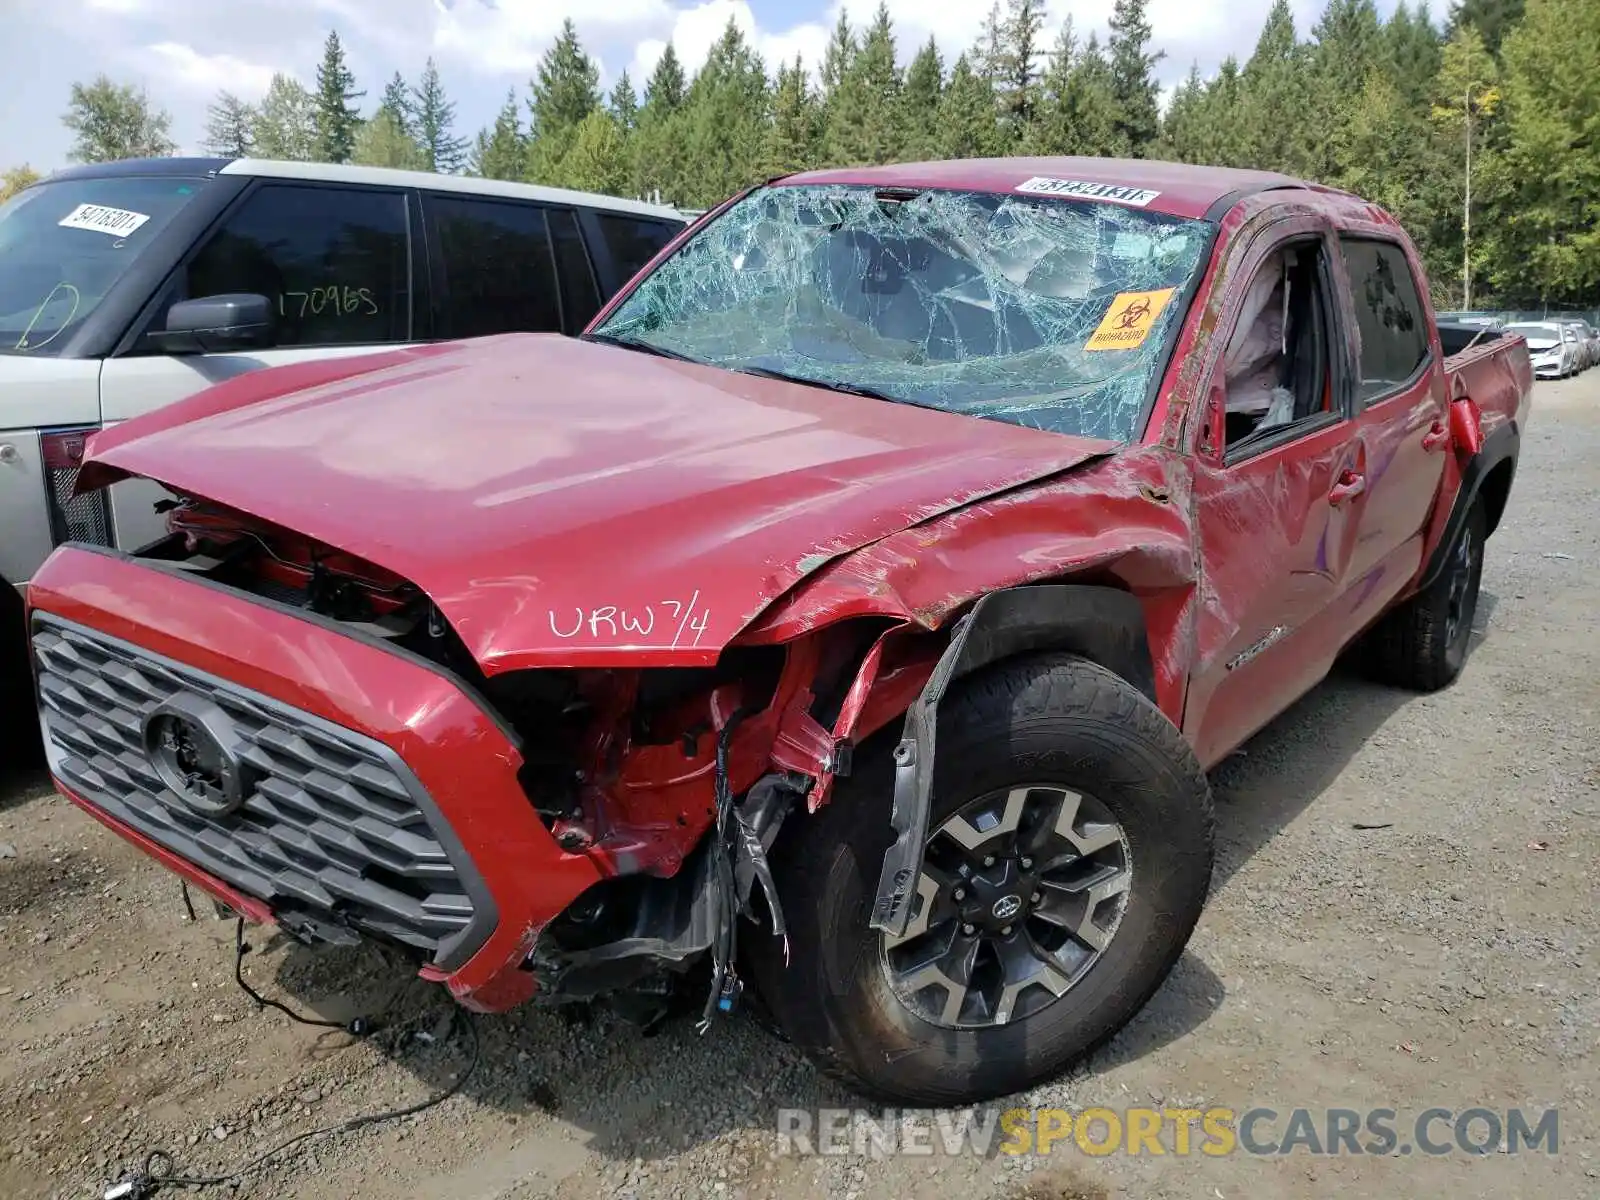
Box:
148;294;275;355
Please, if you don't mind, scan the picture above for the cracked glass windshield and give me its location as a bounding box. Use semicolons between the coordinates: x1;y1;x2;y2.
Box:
0;176;209;355
590;183;1212;442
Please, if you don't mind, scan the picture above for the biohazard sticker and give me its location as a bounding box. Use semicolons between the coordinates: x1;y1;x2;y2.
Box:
1085;288;1177;351
58;204;150;238
1015;177;1162;208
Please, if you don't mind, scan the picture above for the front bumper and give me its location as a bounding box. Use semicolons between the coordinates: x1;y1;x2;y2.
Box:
27;544;604;1013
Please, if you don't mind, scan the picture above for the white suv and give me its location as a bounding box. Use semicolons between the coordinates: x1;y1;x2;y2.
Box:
0;157;687;727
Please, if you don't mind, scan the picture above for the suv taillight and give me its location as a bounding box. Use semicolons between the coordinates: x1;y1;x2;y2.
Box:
39;427;114;549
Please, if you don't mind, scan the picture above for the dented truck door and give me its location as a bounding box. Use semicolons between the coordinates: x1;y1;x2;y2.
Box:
1184;213;1363;768
1323;230;1452;639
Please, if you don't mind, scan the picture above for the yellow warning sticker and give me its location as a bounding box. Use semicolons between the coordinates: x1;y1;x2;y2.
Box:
1085;288;1177;352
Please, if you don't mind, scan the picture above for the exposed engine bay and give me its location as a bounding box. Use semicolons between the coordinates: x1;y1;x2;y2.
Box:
135;494;938;1026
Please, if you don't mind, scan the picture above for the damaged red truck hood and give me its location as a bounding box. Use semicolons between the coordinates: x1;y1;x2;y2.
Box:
84;333;1114;672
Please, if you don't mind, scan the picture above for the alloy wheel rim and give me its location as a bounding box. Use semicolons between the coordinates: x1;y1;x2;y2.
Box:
1444;529;1475;648
880;784;1133;1030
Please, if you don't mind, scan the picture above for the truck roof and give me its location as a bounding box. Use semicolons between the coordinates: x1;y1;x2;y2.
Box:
779;156;1336;221
41;156;688;223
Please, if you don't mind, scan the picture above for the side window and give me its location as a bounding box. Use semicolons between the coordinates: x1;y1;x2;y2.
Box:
1339;238;1429;403
428;196;561;339
1220;238;1336;457
548;208;601;333
186;185;409;347
597;214;679;284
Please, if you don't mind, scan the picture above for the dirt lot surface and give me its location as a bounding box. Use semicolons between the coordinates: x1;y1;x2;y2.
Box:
3;376;1597;1200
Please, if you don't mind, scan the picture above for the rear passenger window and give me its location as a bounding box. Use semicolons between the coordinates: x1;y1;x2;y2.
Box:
597;214;679;284
548;208;601;332
186;184;410;346
1339;238;1430;403
429;196;561;339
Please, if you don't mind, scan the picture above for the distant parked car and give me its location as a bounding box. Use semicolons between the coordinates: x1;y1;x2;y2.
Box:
1563;319;1599;370
1507;321;1582;378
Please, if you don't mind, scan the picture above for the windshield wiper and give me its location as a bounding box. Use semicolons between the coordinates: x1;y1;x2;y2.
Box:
730;364;918;407
584;331;711;366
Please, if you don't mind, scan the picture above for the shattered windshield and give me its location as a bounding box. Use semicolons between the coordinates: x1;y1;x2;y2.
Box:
589;184;1212;442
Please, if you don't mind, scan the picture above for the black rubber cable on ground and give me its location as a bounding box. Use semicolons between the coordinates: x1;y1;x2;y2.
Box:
102;922;482;1199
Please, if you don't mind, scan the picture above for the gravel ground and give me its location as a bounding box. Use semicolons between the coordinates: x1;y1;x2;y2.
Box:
2;375;1596;1200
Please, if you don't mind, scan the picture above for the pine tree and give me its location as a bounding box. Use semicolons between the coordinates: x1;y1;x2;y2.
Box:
1488;0;1598;303
1313;0;1383;96
62;76;176;162
379;72;413;135
821;10;857;96
351;108;428;170
562;111;628;194
644;43;687;112
825;3;903;166
972;3;1007;86
1448;0;1524;54
203;91;257;157
681;19;771;206
528;18;601;182
1385;2;1445;107
1157;63;1207;161
634;45;690;203
766;56;820;176
995;0;1049;135
411;58;467;173
1237;0;1317;175
901;38;945;161
1064;33;1126;157
314;30;364;164
610;72;639;132
469;89;526;180
1309;0;1384;178
936;54;1001;159
252;74;318;162
1106;0;1165;154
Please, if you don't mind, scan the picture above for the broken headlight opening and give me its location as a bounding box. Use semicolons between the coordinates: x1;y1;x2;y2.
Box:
100;900;481;1200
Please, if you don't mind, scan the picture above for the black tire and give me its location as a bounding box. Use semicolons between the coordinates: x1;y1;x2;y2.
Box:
1365;498;1486;692
0;585;41;768
743;653;1214;1106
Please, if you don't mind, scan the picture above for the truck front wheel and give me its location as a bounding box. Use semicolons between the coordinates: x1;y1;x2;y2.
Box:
745;653;1215;1106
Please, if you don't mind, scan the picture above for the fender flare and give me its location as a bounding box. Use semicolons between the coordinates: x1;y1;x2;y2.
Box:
1417;419;1519;592
868;584;1157;936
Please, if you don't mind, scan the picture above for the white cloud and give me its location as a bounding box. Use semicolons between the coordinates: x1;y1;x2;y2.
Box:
146;43;276;100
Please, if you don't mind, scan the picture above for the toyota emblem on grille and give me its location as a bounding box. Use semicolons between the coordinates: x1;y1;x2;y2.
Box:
142;697;250;818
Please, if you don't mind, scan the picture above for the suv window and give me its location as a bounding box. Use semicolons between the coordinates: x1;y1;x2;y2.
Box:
597;214;679;284
1339;238;1430;402
429;196;561;339
549;208;601;332
186;184;410;347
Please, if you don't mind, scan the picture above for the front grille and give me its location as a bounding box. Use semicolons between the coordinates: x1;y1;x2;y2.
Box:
32;614;492;967
45;464;114;549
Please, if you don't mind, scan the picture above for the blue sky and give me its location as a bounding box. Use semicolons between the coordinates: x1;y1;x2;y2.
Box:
2;0;1401;173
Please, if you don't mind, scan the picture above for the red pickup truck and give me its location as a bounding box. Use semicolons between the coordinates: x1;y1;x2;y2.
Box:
27;158;1531;1106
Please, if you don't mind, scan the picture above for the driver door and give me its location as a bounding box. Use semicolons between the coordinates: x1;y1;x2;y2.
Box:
1183;215;1364;768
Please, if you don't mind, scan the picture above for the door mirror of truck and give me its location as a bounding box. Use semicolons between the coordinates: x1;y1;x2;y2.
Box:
148;294;276;355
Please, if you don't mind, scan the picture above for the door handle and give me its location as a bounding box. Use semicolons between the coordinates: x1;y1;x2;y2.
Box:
1329;470;1366;507
1422;421;1450;452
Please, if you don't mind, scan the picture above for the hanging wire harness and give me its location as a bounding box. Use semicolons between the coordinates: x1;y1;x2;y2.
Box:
101;914;480;1200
